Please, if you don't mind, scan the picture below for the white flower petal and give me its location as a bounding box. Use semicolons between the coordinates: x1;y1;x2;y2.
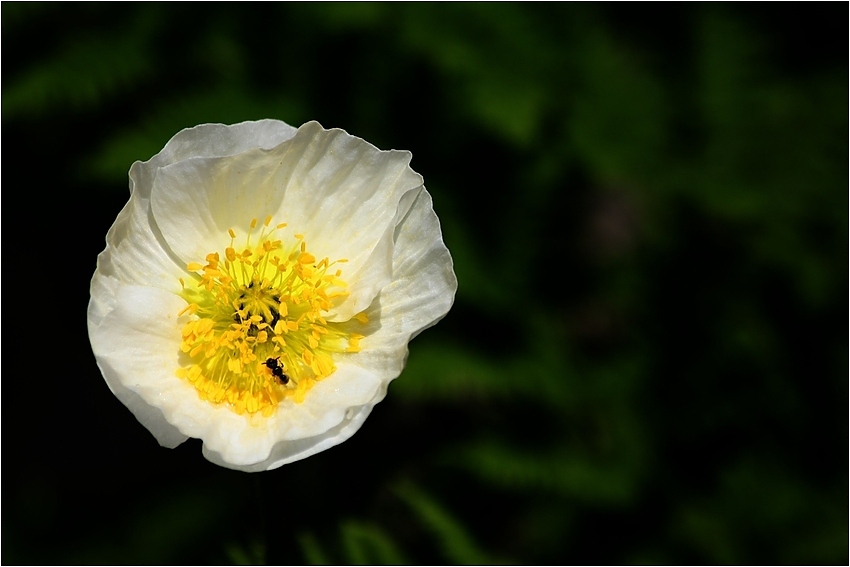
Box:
88;272;119;330
149;147;287;264
197;363;383;468
94;188;183;293
97;121;298;293
274;122;424;320
344;188;458;381
88;283;191;449
382;188;457;341
129;120;298;199
202;403;374;472
149;121;422;319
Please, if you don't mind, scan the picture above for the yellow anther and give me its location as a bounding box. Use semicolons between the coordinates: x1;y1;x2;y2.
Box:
315;353;334;377
264;215;272;227
347;334;363;353
178;303;198;317
228;228;236;239
250;218;258;229
187;262;203;271
302;350;314;365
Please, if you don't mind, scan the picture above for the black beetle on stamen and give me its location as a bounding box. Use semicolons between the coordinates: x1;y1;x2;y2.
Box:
263;357;289;385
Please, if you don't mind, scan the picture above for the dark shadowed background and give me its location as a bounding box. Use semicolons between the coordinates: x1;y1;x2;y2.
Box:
2;3;847;564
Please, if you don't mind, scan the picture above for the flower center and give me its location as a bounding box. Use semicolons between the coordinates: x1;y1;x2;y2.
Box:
175;217;366;416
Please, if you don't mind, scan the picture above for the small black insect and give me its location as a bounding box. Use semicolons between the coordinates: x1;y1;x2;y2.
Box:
263;357;289;385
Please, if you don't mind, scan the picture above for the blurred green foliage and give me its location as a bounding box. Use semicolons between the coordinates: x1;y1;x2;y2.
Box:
3;3;846;565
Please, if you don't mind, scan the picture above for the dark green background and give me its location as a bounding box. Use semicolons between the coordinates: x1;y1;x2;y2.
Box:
3;3;847;564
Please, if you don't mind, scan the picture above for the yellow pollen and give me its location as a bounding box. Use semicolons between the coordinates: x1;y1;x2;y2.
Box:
175;219;367;416
354;312;369;324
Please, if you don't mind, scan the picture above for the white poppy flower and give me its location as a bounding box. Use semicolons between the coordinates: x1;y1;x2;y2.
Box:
88;120;457;472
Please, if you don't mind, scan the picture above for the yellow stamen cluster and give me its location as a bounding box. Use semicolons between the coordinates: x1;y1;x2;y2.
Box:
175;217;367;416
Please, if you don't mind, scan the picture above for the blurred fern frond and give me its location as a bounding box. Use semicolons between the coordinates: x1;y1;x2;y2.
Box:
448;440;638;505
340;520;408;565
396;482;509;565
2;32;153;120
395;339;576;409
298;531;332;566
224;540;265;566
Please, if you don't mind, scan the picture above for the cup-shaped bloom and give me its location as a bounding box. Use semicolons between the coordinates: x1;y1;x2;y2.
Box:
88;120;456;471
